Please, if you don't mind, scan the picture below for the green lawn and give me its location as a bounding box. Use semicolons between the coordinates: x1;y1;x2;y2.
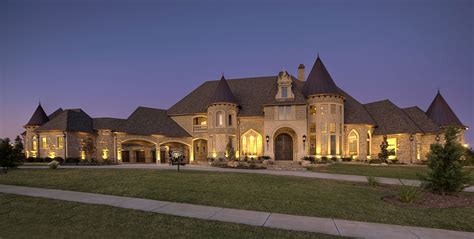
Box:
0;169;473;232
0;193;339;239
307;163;474;181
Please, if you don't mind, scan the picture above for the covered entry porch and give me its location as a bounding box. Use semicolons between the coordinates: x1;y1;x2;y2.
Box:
120;139;157;163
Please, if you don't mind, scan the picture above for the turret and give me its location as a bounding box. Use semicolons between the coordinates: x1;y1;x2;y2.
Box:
303;56;345;158
23;103;49;158
207;75;239;159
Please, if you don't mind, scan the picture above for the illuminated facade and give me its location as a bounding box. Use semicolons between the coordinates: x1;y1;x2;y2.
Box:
23;56;467;164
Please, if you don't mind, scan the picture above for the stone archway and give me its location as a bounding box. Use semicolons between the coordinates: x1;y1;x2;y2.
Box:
159;142;191;164
193;139;208;161
273;127;297;161
120;139;157;164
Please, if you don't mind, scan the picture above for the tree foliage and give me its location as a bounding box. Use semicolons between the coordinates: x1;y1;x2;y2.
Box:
226;142;236;161
420;127;472;195
0;137;24;173
378;135;395;163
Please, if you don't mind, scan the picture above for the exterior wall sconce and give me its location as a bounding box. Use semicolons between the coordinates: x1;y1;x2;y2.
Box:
409;135;414;141
303;135;307;150
435;135;440;142
265;135;269;148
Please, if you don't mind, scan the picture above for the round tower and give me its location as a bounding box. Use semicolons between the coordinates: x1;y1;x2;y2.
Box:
303;57;345;158
207;75;239;159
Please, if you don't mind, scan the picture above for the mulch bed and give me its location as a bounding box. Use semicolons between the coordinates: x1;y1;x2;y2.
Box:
383;192;474;209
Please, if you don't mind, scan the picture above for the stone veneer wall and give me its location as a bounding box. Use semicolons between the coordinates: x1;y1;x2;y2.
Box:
344;124;373;160
207;103;238;158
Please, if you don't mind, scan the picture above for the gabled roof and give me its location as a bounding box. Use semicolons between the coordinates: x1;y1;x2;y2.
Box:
25;104;49;126
337;88;376;125
48;108;63;120
93;117;126;131
364;100;422;135
402;106;440;134
209;75;237;105
35;109;94;132
303;56;340;97
426;91;464;127
120;107;190;137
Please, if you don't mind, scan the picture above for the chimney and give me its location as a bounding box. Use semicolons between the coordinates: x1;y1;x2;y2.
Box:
298;64;305;81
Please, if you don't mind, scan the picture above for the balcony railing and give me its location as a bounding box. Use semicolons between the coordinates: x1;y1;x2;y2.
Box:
193;125;208;132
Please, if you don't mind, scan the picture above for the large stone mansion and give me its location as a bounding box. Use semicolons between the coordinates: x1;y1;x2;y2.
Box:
22;56;467;164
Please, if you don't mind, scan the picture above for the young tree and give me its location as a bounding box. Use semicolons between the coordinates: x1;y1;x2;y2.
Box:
226;142;236;161
0;137;23;173
378;135;395;163
421;127;471;195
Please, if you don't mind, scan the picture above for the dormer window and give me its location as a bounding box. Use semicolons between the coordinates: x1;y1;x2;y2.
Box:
275;71;294;101
281;87;288;98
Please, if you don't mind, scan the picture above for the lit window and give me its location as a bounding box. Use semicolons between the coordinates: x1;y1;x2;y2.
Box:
416;143;421;160
330;104;336;114
387;138;397;159
329;123;336;133
32;140;37;151
310;136;316;155
216;112;224;126
57;137;63;149
241;130;263;156
102;148;109;160
348;131;358;156
321;123;328;133
281;87;288;98
41;137;48;148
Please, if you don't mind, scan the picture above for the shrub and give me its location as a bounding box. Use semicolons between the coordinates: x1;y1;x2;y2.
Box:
397;184;421;203
302;156;316;164
420;127;471;195
369;158;383;164
210;161;228;168
65;157;80;164
261;155;271;160
318;157;328;164
367;176;379;187
48;160;60;169
26;157;36;162
341;157;352;162
44;157;53;163
53;157;64;164
330;157;338;162
461;148;474;166
34;157;44;163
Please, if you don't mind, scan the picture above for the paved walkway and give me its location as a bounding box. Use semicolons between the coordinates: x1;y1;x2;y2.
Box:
20;164;474;192
0;184;472;239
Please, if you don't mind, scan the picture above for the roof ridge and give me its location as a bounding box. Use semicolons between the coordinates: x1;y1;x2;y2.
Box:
400;107;425;134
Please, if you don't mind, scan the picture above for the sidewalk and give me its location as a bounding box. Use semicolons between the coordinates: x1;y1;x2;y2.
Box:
0;184;472;239
20;164;474;192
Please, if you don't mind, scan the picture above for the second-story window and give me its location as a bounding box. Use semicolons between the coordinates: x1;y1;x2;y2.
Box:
216;112;224;127
228;114;233;126
281;87;288;98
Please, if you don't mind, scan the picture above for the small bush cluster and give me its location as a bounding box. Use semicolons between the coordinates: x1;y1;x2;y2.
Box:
397;184;421;203
367;176;379;187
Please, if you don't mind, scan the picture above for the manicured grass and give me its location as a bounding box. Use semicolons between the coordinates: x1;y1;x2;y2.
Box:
0;193;339;239
0;169;473;231
307;163;473;181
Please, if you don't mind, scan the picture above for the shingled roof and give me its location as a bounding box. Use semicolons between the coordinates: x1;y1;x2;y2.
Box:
426;91;464;127
35;109;94;132
364;100;422;135
93;117;126;131
209;75;237;105
303;56;340;97
402;106;440;134
337;88;376;125
168;76;307;116
25;104;49;126
48;108;63;120
120;107;190;137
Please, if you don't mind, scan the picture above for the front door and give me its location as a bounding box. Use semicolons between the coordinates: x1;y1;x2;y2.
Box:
136;150;145;163
194;139;208;161
275;133;293;160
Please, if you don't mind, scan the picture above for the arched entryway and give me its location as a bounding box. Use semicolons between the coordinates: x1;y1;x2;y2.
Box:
193;139;208;161
274;133;293;160
120;139;157;164
159;142;191;164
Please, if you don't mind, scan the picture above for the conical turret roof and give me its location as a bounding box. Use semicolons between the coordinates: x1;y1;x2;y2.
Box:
209;75;237;105
25;103;49;127
426;91;464;127
303;56;340;97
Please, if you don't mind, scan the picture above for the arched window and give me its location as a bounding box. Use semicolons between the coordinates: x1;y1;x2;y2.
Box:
348;130;359;156
241;129;263;157
366;131;371;156
216;111;224;127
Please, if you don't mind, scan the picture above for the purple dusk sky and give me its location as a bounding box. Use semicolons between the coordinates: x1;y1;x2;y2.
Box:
1;0;473;145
